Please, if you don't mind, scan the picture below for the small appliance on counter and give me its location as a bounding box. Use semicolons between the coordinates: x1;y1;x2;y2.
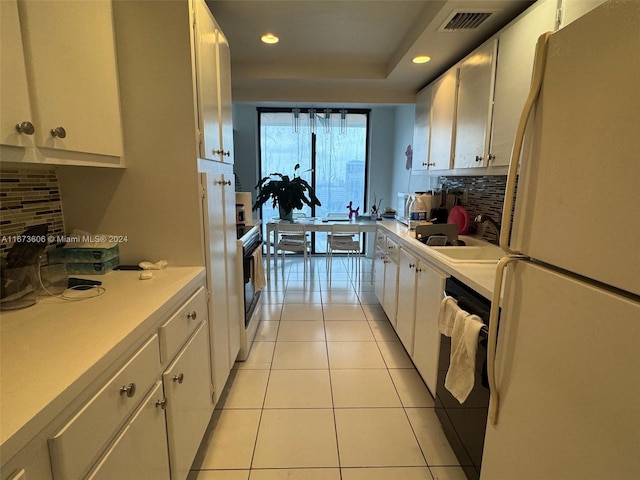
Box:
1;224;49;310
236;192;256;238
397;191;451;227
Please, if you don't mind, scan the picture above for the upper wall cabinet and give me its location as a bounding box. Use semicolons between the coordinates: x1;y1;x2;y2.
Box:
453;39;497;169
559;0;607;28
0;0;34;150
428;68;458;170
411;85;432;172
193;0;234;164
490;0;557;167
1;0;124;167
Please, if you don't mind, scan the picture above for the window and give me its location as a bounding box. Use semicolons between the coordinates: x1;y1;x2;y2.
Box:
258;108;370;253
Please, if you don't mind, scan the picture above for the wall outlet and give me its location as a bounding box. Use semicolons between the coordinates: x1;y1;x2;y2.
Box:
460;188;469;205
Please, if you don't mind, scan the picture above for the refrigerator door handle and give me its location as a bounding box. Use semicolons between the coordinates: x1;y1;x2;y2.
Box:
488;255;528;425
500;32;552;254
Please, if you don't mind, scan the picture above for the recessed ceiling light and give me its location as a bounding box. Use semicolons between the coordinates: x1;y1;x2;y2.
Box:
261;33;279;44
412;55;431;64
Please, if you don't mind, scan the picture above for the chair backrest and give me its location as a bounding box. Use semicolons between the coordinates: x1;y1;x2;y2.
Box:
292;212;307;219
330;224;360;236
276;223;307;234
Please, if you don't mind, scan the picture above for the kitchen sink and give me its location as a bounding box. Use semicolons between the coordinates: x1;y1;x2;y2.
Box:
429;244;506;263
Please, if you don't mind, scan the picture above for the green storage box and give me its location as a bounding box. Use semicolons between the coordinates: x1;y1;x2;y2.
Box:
63;256;120;275
48;245;119;263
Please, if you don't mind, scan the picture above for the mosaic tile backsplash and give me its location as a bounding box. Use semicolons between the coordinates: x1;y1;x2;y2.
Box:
441;175;507;243
0;169;65;256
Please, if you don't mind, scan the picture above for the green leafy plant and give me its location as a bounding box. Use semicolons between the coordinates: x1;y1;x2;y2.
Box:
253;163;321;215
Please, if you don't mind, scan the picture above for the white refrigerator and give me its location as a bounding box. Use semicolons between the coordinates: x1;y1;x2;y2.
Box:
481;2;640;479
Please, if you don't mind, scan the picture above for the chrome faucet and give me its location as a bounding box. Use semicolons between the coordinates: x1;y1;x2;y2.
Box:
474;214;501;244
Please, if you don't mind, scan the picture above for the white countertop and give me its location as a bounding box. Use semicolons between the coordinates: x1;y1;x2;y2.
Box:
376;220;500;300
0;266;206;461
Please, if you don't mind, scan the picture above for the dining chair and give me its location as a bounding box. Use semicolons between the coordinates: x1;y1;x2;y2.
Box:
274;223;310;274
326;224;362;281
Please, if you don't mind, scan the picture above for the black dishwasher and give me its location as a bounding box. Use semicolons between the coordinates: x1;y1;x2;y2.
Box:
435;277;492;480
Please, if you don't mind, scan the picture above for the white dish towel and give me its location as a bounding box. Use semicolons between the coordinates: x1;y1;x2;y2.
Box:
445;308;485;404
438;295;458;337
252;248;267;291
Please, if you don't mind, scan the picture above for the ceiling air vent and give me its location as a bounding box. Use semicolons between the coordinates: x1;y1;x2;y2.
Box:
439;10;495;31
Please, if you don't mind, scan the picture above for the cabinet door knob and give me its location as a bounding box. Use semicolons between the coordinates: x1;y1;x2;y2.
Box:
15;121;35;135
223;150;231;157
475;155;483;162
50;126;67;138
172;373;184;384
409;263;415;268
155;398;167;409
488;154;496;161
415;268;422;273
187;311;197;320
427;162;435;167
119;383;136;398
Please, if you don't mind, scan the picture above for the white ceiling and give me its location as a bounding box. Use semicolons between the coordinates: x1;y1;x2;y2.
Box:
207;0;535;104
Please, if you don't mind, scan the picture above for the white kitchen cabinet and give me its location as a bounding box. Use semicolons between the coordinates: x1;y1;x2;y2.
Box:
48;335;161;480
3;0;124;165
39;279;212;480
490;0;557;166
217;28;235;165
412;260;448;396
163;322;214;480
0;0;34;150
373;246;386;305
395;249;419;355
559;0;606;28
86;382;170;480
382;238;400;325
201;162;241;404
193;0;234;164
453;39;498;169
428;69;458;170
412;85;433;172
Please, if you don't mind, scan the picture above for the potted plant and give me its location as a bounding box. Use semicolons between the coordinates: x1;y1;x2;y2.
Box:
253;163;321;221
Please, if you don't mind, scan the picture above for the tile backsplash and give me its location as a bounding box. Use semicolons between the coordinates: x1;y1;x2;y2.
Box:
0;169;65;255
441;175;507;243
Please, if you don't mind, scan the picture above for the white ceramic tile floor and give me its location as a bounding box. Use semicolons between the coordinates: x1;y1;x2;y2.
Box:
189;256;467;480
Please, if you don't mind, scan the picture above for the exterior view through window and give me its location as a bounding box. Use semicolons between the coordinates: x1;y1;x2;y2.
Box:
258;108;369;253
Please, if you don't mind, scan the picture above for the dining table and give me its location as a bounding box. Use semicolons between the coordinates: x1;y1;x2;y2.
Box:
264;216;379;279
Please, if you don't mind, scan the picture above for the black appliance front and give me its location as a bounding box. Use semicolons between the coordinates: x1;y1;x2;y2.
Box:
435;277;492;480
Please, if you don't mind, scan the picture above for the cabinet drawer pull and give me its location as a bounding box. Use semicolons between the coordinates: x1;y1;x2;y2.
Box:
15;121;35;135
187;311;197;320
119;383;136;398
155;398;167;410
409;263;415;268
172;373;184;384
50;126;67;138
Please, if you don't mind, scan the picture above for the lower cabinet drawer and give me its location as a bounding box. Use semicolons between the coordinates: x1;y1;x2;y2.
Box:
85;381;170;480
48;335;160;480
159;287;207;363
